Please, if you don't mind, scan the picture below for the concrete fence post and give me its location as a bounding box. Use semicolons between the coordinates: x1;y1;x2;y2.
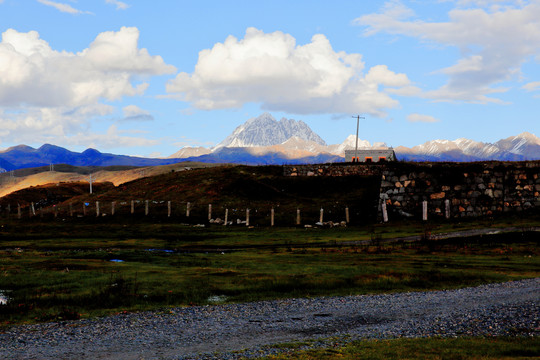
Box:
381;201;388;223
296;208;301;225
246;208;250;227
422;201;428;221
224;208;228;226
131;200;135;214
345;206;350;223
31;202;36;217
96;201;100;217
145;200;149;216
186;202;191;217
167;201;171;218
445;199;450;219
319;208;324;223
271;208;275;227
111;201;116;216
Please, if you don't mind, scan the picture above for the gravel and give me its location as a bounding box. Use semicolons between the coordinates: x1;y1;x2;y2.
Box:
1;278;538;359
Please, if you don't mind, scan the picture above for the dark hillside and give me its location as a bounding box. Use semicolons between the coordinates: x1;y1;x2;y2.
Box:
55;165;381;224
0;182;114;209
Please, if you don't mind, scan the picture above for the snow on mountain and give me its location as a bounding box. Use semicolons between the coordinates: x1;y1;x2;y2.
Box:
494;132;540;158
214;112;326;150
168;147;211;159
395;132;540;161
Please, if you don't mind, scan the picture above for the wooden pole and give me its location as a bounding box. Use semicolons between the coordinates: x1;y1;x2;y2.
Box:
96;201;100;217
345;206;350;223
271;208;274;227
224;208;228;226
131;200;135;214
186;202;191;217
296;208;301;225
422;201;428;221
145;200;149;216
381;201;388;223
167;201;171;218
246;208;250;227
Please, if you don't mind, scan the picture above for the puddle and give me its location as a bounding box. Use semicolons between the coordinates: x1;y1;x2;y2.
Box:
110;259;124;263
0;290;12;305
145;249;174;253
207;295;228;303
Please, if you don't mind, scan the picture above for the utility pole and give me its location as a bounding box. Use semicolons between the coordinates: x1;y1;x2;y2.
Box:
352;115;365;162
87;173;94;194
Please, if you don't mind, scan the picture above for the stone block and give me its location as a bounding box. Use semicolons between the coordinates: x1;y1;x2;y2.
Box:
477;183;486;190
399;175;408;182
441;185;450;191
430;192;445;200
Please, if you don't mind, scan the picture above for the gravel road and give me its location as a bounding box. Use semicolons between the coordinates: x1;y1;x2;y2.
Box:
1;278;538;360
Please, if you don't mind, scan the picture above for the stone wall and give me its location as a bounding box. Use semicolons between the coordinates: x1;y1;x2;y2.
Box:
283;163;383;177
283;161;540;220
380;162;540;219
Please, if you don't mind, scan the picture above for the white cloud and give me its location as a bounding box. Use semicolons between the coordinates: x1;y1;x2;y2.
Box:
121;105;154;122
355;0;540;103
522;81;540;91
407;113;440;123
166;27;411;116
36;0;90;14
0;27;174;148
105;0;129;10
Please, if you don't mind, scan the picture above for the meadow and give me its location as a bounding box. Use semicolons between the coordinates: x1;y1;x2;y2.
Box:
0;217;538;327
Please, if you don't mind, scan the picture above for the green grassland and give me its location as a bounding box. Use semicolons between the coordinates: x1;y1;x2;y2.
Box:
0;220;538;326
257;337;540;359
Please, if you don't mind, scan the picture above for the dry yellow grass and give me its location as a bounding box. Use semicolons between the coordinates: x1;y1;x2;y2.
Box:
0;162;226;198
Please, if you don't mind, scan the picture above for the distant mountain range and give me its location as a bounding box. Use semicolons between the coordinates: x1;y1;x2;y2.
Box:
1;112;540;171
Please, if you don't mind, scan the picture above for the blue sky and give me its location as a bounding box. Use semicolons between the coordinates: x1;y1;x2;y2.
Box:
0;0;539;157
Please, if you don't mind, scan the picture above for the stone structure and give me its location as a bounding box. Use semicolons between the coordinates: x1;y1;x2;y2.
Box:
344;149;396;163
284;161;540;220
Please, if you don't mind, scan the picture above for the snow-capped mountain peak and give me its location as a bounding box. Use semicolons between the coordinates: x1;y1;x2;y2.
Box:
213;113;326;150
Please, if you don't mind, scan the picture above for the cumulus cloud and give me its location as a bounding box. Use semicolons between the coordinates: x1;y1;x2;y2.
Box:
0;27;175;147
166;27;411;116
37;0;90;14
121;105;154;122
355;0;540;103
407;113;440;123
105;0;129;10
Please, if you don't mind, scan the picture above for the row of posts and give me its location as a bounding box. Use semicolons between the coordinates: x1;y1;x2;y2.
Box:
10;201;353;226
380;199;451;222
10;200;450;223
